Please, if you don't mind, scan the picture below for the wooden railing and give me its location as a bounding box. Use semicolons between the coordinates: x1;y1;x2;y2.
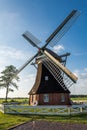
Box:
0;104;4;113
0;104;87;115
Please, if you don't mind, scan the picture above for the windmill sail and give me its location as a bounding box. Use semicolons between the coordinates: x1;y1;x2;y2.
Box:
8;52;39;82
44;50;78;83
44;10;80;47
8;10;80;88
41;56;74;90
22;31;41;49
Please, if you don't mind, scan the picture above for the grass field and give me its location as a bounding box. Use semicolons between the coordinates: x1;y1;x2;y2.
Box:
0;98;29;104
0;112;31;129
0;97;87;129
0;97;87;104
0;96;87;104
71;97;87;101
0;112;87;129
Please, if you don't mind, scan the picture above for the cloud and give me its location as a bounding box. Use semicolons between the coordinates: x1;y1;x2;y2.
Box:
53;44;65;53
70;68;87;95
0;46;29;60
0;45;32;73
74;69;87;80
14;73;36;97
73;52;87;56
0;71;36;98
22;74;36;83
84;68;87;72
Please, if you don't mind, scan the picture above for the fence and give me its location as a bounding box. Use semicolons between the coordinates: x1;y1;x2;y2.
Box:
0;104;4;113
0;104;87;115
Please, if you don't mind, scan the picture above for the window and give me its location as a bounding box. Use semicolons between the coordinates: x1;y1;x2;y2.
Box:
61;94;65;102
45;76;49;81
44;94;49;102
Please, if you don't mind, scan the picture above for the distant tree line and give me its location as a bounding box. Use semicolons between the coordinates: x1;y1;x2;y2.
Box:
70;95;87;98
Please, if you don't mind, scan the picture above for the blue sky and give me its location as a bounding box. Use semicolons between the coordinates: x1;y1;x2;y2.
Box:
0;0;87;97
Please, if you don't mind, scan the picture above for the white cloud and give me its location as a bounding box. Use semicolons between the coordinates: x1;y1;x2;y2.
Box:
53;44;65;53
0;72;36;98
21;74;36;83
0;46;29;60
70;68;87;95
0;45;32;73
73;70;79;78
84;68;87;72
74;52;87;56
74;69;87;80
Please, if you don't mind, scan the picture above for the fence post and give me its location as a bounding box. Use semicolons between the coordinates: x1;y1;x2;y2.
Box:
68;107;71;115
0;104;4;113
80;106;83;113
4;105;6;114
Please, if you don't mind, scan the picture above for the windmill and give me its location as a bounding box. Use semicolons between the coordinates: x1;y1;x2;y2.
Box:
11;10;80;105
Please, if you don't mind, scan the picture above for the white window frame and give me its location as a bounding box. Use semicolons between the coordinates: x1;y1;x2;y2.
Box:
61;94;65;102
44;94;49;102
45;76;49;81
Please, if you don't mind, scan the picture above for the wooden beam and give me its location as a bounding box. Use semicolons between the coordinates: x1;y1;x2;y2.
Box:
44;50;78;83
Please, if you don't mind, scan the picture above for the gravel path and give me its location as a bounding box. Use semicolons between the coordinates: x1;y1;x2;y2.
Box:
9;121;87;130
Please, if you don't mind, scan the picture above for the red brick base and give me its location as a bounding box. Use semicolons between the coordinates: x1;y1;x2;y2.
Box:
29;93;71;106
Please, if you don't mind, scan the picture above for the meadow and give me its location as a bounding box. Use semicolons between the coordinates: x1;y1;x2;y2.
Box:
0;112;87;129
0;97;29;104
0;95;87;104
0;96;87;129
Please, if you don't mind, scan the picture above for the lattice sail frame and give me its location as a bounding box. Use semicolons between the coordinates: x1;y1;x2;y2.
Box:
38;54;74;91
7;10;80;84
46;10;80;47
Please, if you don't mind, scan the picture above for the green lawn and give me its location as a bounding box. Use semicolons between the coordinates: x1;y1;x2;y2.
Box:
0;112;87;130
71;95;87;101
71;97;87;101
0;112;31;129
0;97;87;129
0;98;29;104
0;97;87;104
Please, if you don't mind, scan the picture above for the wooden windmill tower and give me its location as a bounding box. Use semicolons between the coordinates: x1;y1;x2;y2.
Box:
29;49;72;105
9;10;80;106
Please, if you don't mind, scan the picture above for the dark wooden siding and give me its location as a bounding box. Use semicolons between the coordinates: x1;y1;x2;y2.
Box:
36;64;70;94
29;93;71;105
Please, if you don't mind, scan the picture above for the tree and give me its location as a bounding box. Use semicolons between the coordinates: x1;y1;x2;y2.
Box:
0;65;19;102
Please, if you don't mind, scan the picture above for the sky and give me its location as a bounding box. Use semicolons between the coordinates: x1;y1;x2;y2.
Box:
0;0;87;98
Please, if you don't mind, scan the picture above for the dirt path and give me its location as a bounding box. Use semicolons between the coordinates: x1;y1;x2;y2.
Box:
9;121;87;130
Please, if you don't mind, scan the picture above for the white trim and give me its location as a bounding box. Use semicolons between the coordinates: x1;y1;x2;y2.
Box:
45;76;49;81
44;94;49;102
61;94;65;102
